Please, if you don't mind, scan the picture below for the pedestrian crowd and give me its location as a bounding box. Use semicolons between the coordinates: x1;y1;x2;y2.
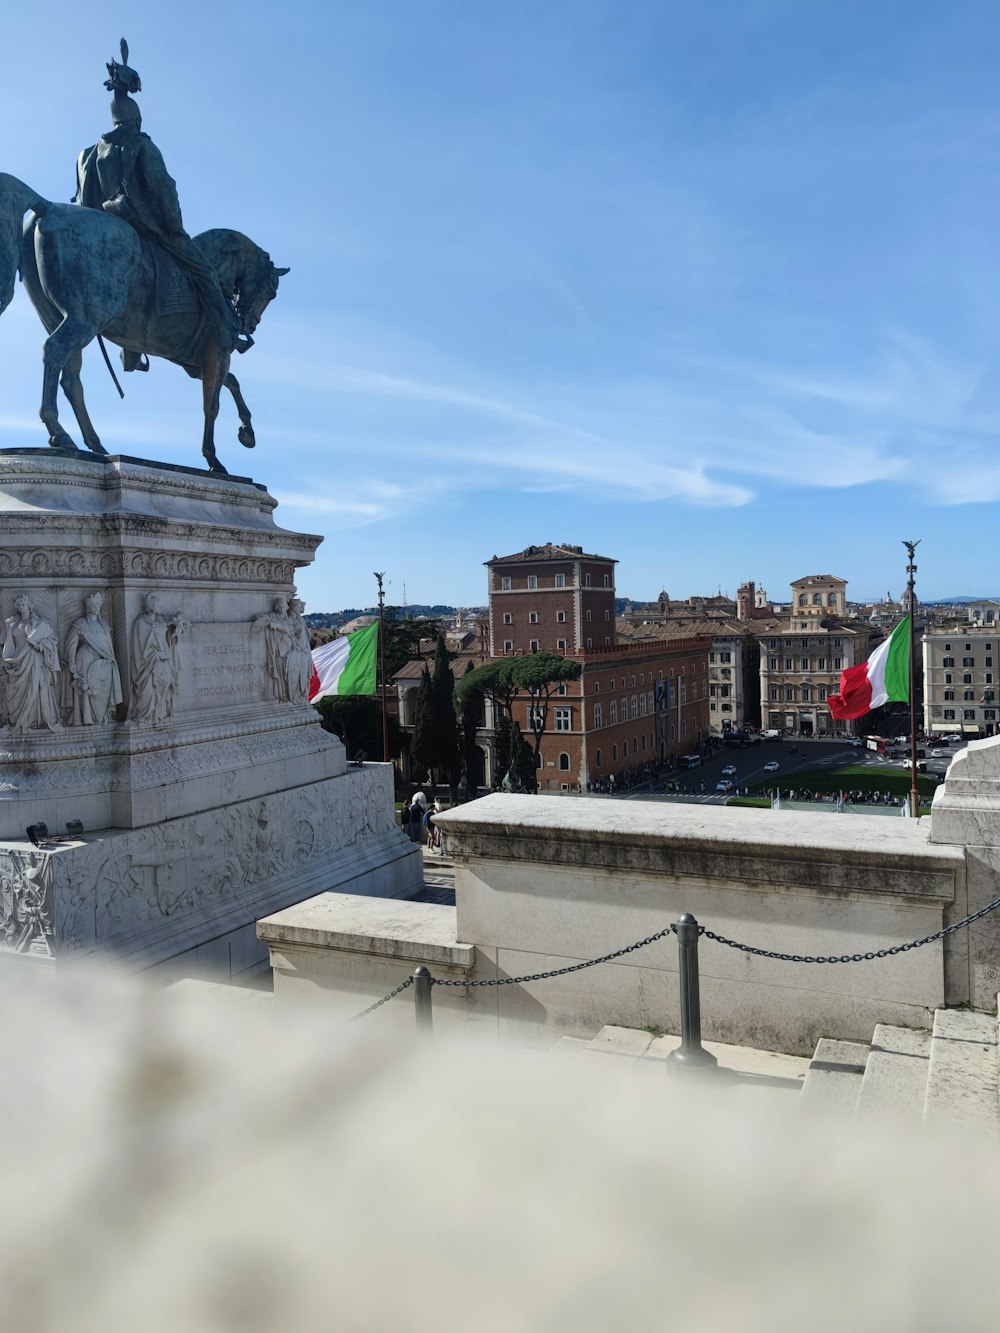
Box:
400;793;445;854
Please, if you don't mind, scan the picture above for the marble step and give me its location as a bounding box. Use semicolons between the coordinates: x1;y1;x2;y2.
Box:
166;978;275;1002
923;1008;999;1139
855;1024;932;1122
550;1035;593;1058
799;1038;870;1116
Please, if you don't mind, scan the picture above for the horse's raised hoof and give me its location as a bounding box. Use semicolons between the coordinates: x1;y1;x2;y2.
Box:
238;426;256;449
47;431;79;452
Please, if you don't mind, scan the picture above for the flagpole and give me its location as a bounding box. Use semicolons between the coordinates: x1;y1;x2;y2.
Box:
903;540;920;818
374;571;389;764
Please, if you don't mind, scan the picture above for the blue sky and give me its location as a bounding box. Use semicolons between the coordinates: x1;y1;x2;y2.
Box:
2;1;999;610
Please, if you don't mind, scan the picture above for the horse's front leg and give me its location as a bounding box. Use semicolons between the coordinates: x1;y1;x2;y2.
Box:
224;372;255;449
41;316;94;451
60;347;107;456
200;344;231;473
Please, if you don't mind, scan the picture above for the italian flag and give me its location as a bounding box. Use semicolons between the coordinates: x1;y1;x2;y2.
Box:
828;617;910;720
309;620;379;702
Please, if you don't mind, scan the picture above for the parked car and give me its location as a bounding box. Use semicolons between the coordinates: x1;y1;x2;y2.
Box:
721;765;737;777
716;779;734;793
764;761;780;772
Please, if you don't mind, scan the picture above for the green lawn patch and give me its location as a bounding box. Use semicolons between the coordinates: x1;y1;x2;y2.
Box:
746;763;937;800
727;797;771;809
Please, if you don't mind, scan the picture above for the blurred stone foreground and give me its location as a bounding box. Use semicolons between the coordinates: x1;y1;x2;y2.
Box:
2;965;998;1333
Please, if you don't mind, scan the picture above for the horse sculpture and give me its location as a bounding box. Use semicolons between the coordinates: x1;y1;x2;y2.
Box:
0;172;288;474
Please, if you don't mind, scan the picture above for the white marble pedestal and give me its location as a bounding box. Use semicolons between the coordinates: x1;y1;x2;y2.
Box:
930;734;1000;1009
0;451;421;973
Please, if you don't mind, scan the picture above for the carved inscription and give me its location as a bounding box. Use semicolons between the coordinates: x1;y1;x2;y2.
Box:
192;641;259;699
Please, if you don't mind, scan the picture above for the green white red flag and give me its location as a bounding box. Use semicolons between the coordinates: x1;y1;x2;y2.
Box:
828;617;910;721
309;620;378;702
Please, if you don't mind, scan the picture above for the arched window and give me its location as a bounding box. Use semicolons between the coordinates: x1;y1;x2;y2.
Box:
612;744;618;761
828;592;837;605
623;741;629;758
595;748;602;768
798;594;807;606
558;752;570;770
812;593;822;605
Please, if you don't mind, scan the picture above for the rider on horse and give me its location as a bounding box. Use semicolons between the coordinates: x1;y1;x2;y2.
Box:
74;40;248;371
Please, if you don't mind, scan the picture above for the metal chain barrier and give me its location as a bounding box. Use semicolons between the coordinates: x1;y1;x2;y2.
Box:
348;890;1000;1024
350;975;413;1021
699;891;1000;965
429;922;679;988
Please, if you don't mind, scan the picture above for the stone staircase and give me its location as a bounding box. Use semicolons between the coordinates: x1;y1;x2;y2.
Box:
800;999;1000;1138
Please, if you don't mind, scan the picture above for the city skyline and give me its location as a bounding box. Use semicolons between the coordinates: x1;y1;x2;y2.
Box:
2;3;999;609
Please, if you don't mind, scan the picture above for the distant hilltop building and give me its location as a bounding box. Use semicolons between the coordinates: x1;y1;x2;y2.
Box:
620;589;736;630
736;581;775;621
790;574;846;618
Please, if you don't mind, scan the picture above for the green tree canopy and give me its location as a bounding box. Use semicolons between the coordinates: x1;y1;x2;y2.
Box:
457;653;582;792
410;665;436;786
431;633;462;803
460;660;485;796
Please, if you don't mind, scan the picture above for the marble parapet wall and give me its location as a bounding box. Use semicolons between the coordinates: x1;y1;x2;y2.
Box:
261;797;969;1055
930;733;1000;1008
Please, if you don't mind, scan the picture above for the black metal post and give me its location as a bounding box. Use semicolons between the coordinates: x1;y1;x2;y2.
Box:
903;541;921;819
412;965;433;1034
666;913;718;1071
374;571;390;764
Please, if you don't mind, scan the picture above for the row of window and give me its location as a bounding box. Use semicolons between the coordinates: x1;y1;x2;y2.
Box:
942;691;995;703
940;656;992;668
797;593;839;606
942;709;997;721
940;643;993;653
593;693;657;727
503;638;611;652
501;609;611;625
767;657;843;672
593;733;657;767
767;638;844;650
769;686;830;703
498;573;611;590
708;650;733;664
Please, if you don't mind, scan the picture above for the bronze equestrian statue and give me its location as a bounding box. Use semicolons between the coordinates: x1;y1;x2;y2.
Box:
0;40;288;474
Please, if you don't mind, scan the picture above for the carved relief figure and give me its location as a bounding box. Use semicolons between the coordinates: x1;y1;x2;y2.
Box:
130;592;187;725
285;599;313;704
1;595;64;733
64;592;123;725
0;855;54;956
252;597;293;702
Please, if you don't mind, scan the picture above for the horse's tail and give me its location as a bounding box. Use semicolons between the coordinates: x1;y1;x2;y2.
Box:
0;173;53;313
0;172;51;219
